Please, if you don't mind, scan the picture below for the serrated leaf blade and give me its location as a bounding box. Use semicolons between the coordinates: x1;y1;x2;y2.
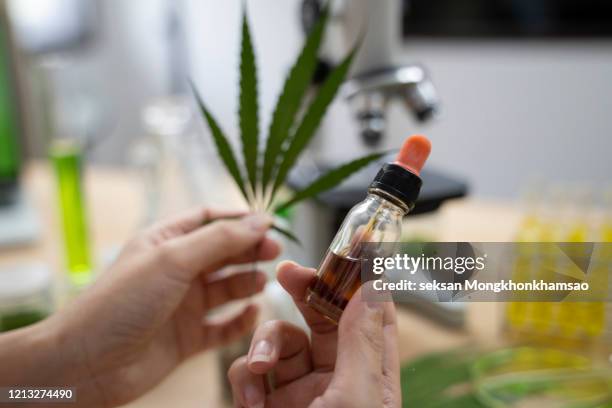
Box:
261;6;329;190
270;47;358;199
271;223;301;245
191;82;248;202
275;151;386;212
239;13;259;191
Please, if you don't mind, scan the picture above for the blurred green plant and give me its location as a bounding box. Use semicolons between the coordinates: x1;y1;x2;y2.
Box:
402;349;486;408
401;347;612;408
191;5;385;243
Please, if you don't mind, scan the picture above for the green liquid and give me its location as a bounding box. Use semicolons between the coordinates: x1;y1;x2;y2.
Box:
50;140;92;287
0;22;20;184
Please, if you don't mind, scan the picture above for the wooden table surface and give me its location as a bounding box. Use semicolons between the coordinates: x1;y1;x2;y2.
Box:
0;163;523;407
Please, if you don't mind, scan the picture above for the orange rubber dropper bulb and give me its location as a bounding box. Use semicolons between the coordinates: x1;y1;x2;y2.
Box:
394;134;431;176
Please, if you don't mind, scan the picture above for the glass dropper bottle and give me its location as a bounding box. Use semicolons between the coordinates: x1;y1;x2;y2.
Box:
306;135;432;323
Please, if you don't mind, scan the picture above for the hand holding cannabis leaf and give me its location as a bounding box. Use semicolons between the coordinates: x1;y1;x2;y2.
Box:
192;6;384;243
0;209;280;408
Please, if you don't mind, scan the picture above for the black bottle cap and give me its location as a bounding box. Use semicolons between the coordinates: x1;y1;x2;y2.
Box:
368;163;422;211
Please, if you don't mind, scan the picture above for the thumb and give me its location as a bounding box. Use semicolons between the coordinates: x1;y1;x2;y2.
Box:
333;283;386;393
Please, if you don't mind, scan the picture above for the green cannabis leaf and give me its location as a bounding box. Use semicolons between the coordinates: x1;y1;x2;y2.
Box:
261;5;329;194
270;47;358;201
191;82;248;201
192;6;377;244
239;12;259;196
271;224;300;245
275;151;387;213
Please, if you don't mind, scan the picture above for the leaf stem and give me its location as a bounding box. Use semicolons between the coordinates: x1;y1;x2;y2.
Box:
246;183;257;211
255;182;265;213
263;185;274;212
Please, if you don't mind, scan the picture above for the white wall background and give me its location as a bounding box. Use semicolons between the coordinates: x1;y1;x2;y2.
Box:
183;0;302;146
67;0;611;198
392;42;612;198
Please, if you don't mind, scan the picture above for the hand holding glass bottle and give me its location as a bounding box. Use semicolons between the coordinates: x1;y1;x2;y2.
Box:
307;135;432;323
228;261;401;408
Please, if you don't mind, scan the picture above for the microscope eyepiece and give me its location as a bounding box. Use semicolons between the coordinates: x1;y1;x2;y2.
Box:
344;65;439;143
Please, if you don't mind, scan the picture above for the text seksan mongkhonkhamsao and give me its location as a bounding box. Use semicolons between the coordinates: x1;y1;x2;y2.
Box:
370;253;591;294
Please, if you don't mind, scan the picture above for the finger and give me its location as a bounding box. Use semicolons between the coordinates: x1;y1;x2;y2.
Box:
158;213;274;282
331;283;392;396
119;208;248;262
203;303;259;349
224;237;281;266
277;261;338;370
247;320;312;386
203;270;267;310
276;261;337;334
149;207;245;237
382;301;401;408
228;356;266;408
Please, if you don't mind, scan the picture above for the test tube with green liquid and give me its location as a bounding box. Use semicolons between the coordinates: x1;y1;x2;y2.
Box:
50;139;93;288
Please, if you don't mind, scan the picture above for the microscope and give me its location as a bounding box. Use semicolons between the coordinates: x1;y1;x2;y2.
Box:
289;0;467;263
344;64;438;146
301;0;438;145
291;0;466;327
286;0;468;325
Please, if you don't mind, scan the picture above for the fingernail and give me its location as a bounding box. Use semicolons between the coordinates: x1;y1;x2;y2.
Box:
243;384;264;408
243;214;272;233
250;340;273;363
